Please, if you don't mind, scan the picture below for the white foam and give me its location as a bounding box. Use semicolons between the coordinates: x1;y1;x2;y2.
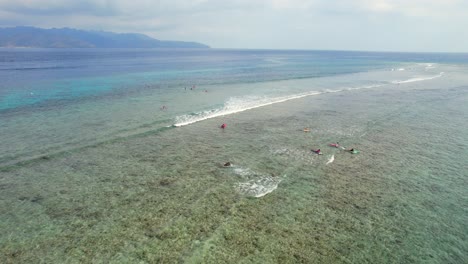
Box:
346;84;383;91
232;166;283;197
236;176;282;198
425;63;437;70
172;83;387;127
391;72;444;84
233;167;254;177
397;68;405;71
324;89;341;93
326;155;334;165
264;58;284;64
272;148;290;155
173;91;321;127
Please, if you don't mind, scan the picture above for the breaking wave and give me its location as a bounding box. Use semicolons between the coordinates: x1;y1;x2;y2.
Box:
173;91;321;127
173;83;385;127
391;72;444;84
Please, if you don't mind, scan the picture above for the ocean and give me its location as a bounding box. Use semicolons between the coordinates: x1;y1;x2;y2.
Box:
0;48;467;263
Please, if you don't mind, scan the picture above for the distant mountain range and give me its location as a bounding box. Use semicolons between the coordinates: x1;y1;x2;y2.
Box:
0;26;210;48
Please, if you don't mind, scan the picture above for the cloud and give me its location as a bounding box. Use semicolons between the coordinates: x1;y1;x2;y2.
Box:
0;0;466;51
0;0;118;16
347;0;466;17
0;0;464;17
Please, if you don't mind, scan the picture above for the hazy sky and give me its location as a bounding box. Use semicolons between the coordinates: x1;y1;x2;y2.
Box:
0;0;467;52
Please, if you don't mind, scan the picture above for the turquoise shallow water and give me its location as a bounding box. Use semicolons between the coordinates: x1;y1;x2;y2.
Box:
0;50;467;263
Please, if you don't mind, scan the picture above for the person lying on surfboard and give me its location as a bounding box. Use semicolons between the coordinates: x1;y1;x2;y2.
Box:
312;149;322;155
346;148;359;154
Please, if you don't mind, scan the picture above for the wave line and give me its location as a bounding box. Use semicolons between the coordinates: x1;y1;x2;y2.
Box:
392;72;444;84
173;83;385;127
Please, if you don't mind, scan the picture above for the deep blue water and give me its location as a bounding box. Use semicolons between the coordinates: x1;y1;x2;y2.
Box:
2;48;467;112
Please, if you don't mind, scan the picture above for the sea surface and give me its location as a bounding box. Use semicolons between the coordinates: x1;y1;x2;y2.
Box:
0;48;467;263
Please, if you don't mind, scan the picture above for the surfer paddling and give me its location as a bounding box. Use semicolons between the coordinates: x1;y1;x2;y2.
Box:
346;148;359;154
312;149;322;155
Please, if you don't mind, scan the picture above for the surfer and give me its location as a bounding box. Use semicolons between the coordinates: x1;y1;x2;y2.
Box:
303;128;310;132
220;123;227;129
312;149;322;155
223;162;232;167
347;148;359;154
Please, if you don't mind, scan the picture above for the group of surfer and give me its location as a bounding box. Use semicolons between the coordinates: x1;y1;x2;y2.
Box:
185;85;197;90
221;124;357;167
304;128;359;154
184;85;208;93
312;142;358;155
162;84;209;110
